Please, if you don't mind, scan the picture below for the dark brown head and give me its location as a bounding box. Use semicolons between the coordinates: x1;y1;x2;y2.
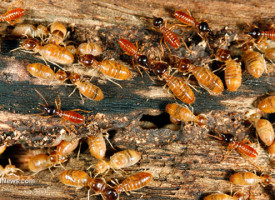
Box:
151;61;168;76
22;38;39;51
102;188;119;200
79;54;95;67
216;49;231;62
198;22;211;32
153;17;164;27
69;72;81;84
176;58;192;72
55;70;68;81
220;133;234;143
137;55;149;67
89;178;107;193
241;42;253;52
41;105;57;116
196;114;207;125
246;28;262;39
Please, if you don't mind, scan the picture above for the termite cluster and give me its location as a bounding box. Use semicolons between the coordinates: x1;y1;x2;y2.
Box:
0;0;274;199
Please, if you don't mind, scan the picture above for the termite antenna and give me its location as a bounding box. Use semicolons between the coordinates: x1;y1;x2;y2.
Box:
35;89;49;106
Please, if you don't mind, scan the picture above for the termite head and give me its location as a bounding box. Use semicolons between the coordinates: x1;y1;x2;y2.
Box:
22;38;39;51
89;178;107;193
153;17;164;27
216;49;231;62
137;55;149;67
79;54;95;67
55;70;68;82
95;160;109;174
246;28;262;39
48;152;66;164
69;72;81;84
42;105;57;116
196;114;207;125
176;58;192;72
151;61;168;76
4;165;17;173
102;188;119;200
248;112;261;123
241;42;253;52
220;133;234;143
198;22;211;33
260;174;272;185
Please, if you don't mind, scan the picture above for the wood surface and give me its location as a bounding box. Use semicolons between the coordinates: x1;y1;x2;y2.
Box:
0;0;275;199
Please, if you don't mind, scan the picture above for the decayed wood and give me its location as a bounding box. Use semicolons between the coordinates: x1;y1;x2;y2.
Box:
0;0;275;199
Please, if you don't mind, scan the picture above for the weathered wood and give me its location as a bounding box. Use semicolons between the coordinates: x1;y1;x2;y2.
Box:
0;0;275;199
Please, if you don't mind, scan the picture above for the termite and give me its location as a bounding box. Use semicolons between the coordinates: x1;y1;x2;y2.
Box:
176;58;224;96
255;39;275;63
113;172;153;194
151;61;195;104
94;150;141;174
11;24;49;39
212;133;258;161
174;10;211;37
165;103;207;125
247;27;275;42
15;38;74;65
0;159;23;177
49;138;80;164
258;95;275;113
77;42;102;56
79;54;132;80
152;17;183;50
69;72;104;101
0;0;25;26
249;113;274;146
28;153;51;173
34;89;89;132
215;49;242;92
48;21;68;45
229;172;274;186
27;63;68;82
241;42;265;78
118;38;150;77
87;132;106;160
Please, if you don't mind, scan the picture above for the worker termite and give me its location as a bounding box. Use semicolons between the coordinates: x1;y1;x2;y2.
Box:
69;72;104;101
174;10;212;38
113;172;153;195
0;159;23;177
255;39;275;63
258;95;275;113
151;61;195;104
176;58;224;96
77;42;102;56
211;133;258;162
241;42;266;78
28;153;51;173
215;49;242;92
0;0;25;26
35;89;89;132
15;38;74;65
11;24;49;39
49;138;80;164
118;38;150;77
79;54;132;81
48;21;68;45
94;149;142;175
248;113;274;146
27;63;68;82
165;103;207;125
58;169;112;199
87;132;106;160
247;27;275;42
229;172;274;186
